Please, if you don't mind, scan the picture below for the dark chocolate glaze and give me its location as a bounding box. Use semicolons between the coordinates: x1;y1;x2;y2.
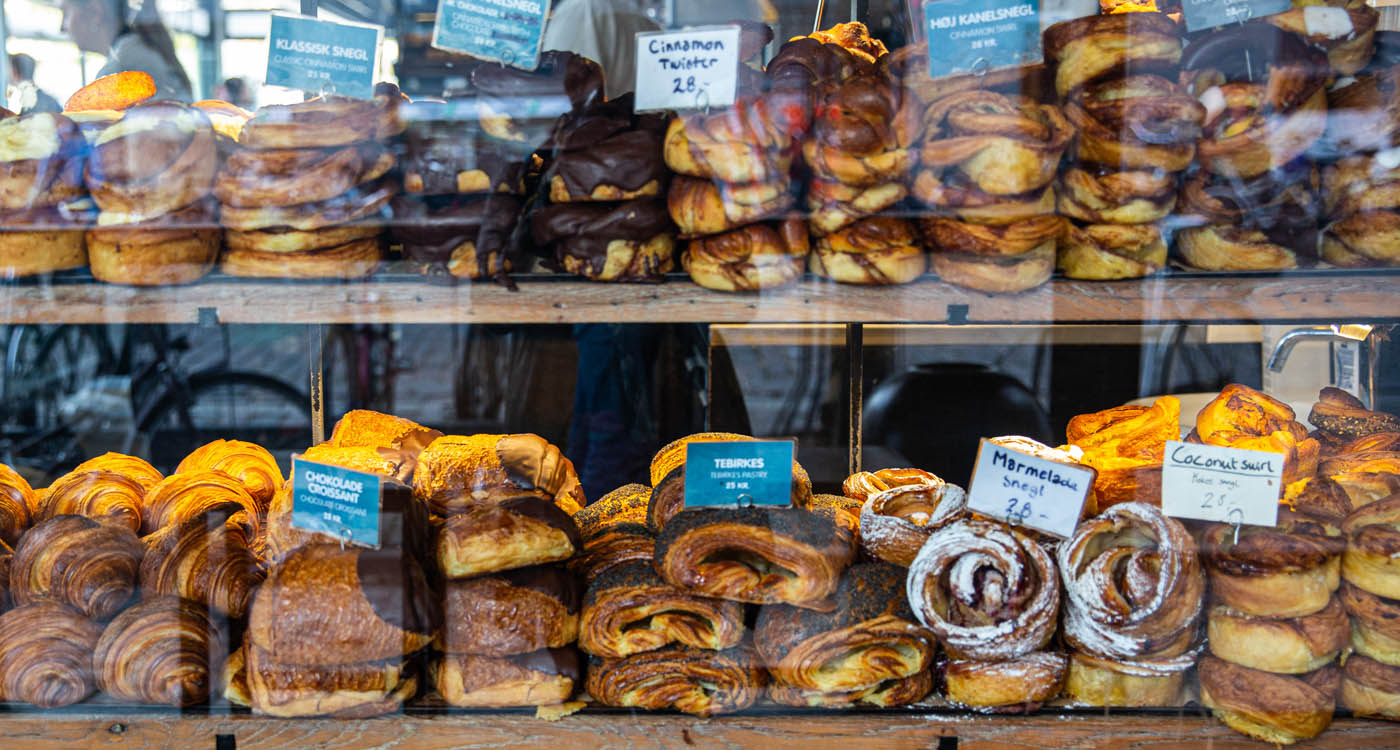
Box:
496;564;583;614
471;50;605;116
494;495;584;551
389;193;521;273
354;543;441;640
530;198;673;277
546;129;666;197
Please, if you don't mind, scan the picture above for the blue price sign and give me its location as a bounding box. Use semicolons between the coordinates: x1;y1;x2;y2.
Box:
924;0;1042;78
684;440;795;508
291;456;382;548
432;0;552;70
266;13;381;99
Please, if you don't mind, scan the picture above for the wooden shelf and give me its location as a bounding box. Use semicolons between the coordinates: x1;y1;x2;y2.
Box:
3;271;1398;325
3;710;1396;749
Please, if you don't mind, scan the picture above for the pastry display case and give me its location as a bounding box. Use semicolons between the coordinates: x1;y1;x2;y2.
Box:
2;0;1400;748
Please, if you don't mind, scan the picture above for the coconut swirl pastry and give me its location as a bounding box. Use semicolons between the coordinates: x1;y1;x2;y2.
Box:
1203;508;1344;618
858;480;966;567
585;644;767;716
1199;656;1341;744
579;560;745;659
93;596;224;707
10;514;142;620
1190;383;1321;485
0;112;92;277
0;600;102;707
654;507;852;609
1057;502;1205;706
756;562;936;707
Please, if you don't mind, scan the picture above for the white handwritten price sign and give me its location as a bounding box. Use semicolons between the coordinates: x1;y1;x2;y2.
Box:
965;439;1096;539
1160;440;1282;526
634;25;740;113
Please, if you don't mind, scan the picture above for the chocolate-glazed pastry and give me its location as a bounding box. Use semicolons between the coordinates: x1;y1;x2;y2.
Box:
545;129;667;203
414;433;586;515
432;648;580;707
530;198;675;281
398;101;526;196
390;194;521;280
438;565;580;656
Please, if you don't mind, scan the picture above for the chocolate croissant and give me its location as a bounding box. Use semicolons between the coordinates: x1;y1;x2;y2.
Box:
0;599;102;706
414;433;586;516
432;648;579;708
328;409;443;456
569;483;654;584
647;432;813;533
580;560;745;658
586;644;767;716
140;503;266;619
70;452;164;493
0;463;33;546
438;565;579;656
141;470;260;537
756;562;935;698
246;543;438;666
37;469;145;535
176;439;284;510
10;514;142;620
655;507;852;609
93;596;224;706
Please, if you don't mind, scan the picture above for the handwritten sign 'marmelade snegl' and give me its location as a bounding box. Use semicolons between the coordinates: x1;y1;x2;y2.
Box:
924;0;1042;78
965;438;1096;539
290;456;383;548
683;440;795;508
1181;0;1290;33
1160;440;1283;527
266;13;382;100
432;0;552;70
634;26;741;113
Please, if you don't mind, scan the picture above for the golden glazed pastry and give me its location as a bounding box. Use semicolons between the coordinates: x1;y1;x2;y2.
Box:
841;467;942;502
140;470;259;537
1285;474;1357;525
1311;387;1400;440
1042;12;1183;99
176;439;284;510
36;469;144;534
579;560;745;658
0;463;33;546
216;179;395;232
654;507;852;609
648;432;813;532
906;519;1060;661
1202;508;1344;618
246;544;437;666
667;174;794;237
1343;495;1400;599
804;71;921;187
413;433;585;516
859;481;966;567
663;96;798;184
1262;0;1379;76
10;514;142;620
1342;581;1400;666
438;566;580;656
0;600;102;707
1066;396;1180;510
1063;75;1204;172
682;218;810;292
432;648;580;708
809;216;925;285
1340;653;1400;719
70;452;163;493
1198;656;1339;744
1192;383;1321;485
917;91;1072;196
569;484;654;585
1207;596;1348;674
585;644;767;716
93;595;223;706
240;642;417;718
85;199;220;286
434;497;582;579
1176;224;1298;271
328;409;443;453
1056;167;1176;225
1057;223;1166;280
755;562;936;694
942;651;1068;712
140;504;265;619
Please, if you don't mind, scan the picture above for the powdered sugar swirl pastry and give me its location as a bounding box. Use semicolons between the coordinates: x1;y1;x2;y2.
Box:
905;519;1060;660
860;482;967;567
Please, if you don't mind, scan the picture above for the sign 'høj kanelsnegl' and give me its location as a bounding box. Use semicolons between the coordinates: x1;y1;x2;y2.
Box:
266;13;382;99
683;440;795;508
290;455;383;548
432;0;552;70
923;0;1043;78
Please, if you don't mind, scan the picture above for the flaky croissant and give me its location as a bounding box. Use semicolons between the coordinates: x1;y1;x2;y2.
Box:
10;514;142;620
0;463;33;546
140;503;266;619
141;470;260;538
580;560;745;658
841;467;942;502
37;469;145;535
414;433;586;516
176;439;284;510
94;595;224;706
70;452;164;493
0;599;102;707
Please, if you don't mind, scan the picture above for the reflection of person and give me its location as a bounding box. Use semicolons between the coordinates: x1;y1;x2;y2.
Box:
61;0;193;101
542;0;660;98
214;77;253;109
9;54;62;113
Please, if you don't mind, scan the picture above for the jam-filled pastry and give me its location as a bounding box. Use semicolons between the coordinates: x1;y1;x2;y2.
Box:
941;651;1068;713
654;507;851;609
859;482;966;567
0;600;102;707
569;483;654;584
1207;596;1348;674
580;560;745;658
1202;508;1344;618
647;432;813;533
432;648;580;708
1198;656;1339;744
140;503;265;618
10;514;142;620
438;565;580;656
755;562;935;697
176;439;283;510
414;433;585;516
93;595;224;706
585;644;767;716
434;497;581;579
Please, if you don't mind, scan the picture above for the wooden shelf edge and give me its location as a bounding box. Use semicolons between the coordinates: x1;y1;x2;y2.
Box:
2;273;1397;325
0;711;1395;749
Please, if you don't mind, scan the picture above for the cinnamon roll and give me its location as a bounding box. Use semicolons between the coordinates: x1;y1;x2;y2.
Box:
662;96;798;184
70;452;163;493
917;91;1072;196
86;198;221;286
434;497;581;579
1058;223;1166;280
667;175;794;238
176;439;283;510
1322;65;1400;158
94;595;224;706
580;560;744;658
1043;12;1183;99
809;216;925;285
1343;495;1400;599
141;470;260;537
682;218;810;292
1202;508;1344;617
804;71;921;187
432;648;579;708
585;645;767;716
1066;396;1179;510
647;432;813;533
942;651;1068;712
1063;75;1203;171
530;199;676;283
10;514;142;620
1340;653;1400;720
0;112;90;277
438;565;580;656
140;503;265;619
239;91;402;150
654;507;851;609
1176;224;1299;271
1056;167;1176;225
0;600;102;707
842;467;942;502
1198;656;1339;744
84;101;216;219
0;463;33;546
1207;596;1348;675
804;178;907;236
37;469;144;534
1342;581;1400;666
215;142;393;208
755;562;935;693
1323;211;1400;267
569;484;653;584
859;482;966;567
921;215;1061;293
414;433;585;516
906;519;1060;660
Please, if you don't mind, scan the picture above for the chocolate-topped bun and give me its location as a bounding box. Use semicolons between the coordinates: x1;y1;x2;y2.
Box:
544;129;666;203
390;193;521;280
471;51;605;148
438;565;580;656
530;198;675;282
398;102;526;196
432;648;580;707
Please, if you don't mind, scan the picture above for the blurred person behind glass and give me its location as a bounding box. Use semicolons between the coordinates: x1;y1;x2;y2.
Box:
61;0;194;102
541;0;660;98
9;54;62;113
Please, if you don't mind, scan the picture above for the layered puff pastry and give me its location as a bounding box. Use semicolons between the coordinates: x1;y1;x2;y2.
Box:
941;651;1068;713
808;216;926;285
437;565;580;656
1065;395;1180;511
1341;653;1400;720
413;433;585;516
176;439;283;510
647;432;813;532
580;560;745;658
667;175;795;238
803;70;921;189
1207;596;1349;674
663;96;799;185
1191;383;1321;485
1260;0;1379;76
1056;167;1177;226
35;469;145;535
140;470;261;538
93;595;224;706
230;640;419;718
0;463;34;547
841;467;943;502
434;496;581;580
0;600;102;707
432;648;580;708
1310;387;1400;440
682;218;811;292
327;409;443;465
140;503;265;619
1042;12;1183;99
1342;495;1400;599
1342;581;1400;666
1202;508;1344;618
1062;75;1204;172
920;214;1061;293
755;563;935;700
68;452;163;492
1199;656;1340;745
585;644;767;716
265;477;430;563
569;483;654;584
1057;222;1166;280
654;507;852;609
10;514;142;620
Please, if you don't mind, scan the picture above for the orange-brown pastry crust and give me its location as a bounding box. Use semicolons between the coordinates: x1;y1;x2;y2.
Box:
942;651;1067;712
1323;212;1400;267
1043;12;1183;99
1061;649;1189;707
662;97;798;184
431;649;579;708
264;478;428;563
682;218;810;292
141;470;259;537
585;645;767;716
10;514;141;620
329;410;443;455
809;216;925;285
220;237;384;279
807;22;888;64
225;224;381;255
1343;494;1400;599
241;642;416;718
920;214;1064;257
176;439;284;510
434;498;581;579
1262;0;1378;76
0;226;86;278
0;600;102;707
842;468;943;501
1207;597;1349;674
1177;224;1299;271
580;559;744;658
1340;653;1400;719
1067;396;1179;510
569;484;653;584
928;242;1055;294
0;464;33;546
859;482;966;567
217;178;395;233
37;469;144;534
1057;167;1176;225
1284;474;1358;524
70;452;163;493
667;175;794;237
1198;656;1339;744
1063;75;1203;171
414;433;584;516
239;93;401;150
1193;383;1320;484
93;595;224;707
140;504;265;619
1311;387;1400;440
85;199;220;286
438;565;579;655
1202;508;1344;617
917;91;1072;196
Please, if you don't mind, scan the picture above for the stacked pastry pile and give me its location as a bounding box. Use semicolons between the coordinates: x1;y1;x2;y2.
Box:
1065;395;1181;511
0;109;92;278
1045;12;1200;280
390;97;527;280
1175;26;1330;271
530;93;677;282
216;86;403;278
